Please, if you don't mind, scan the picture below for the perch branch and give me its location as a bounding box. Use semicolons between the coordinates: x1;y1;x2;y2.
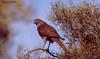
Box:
29;48;57;57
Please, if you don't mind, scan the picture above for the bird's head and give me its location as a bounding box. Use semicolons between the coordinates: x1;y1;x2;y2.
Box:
33;18;43;25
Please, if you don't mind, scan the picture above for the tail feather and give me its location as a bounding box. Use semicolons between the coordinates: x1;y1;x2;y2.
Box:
57;34;65;40
53;38;70;58
60;37;65;40
54;38;66;51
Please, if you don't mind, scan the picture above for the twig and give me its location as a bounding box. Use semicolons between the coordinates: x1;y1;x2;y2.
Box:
29;48;58;57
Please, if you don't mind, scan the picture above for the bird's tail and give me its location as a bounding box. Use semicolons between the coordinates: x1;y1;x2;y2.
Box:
59;37;65;40
53;38;66;52
57;34;65;40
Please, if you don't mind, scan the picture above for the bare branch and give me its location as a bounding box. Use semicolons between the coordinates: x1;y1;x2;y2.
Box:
29;48;58;57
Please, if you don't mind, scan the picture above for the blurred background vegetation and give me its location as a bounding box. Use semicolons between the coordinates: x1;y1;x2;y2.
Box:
48;0;100;59
0;0;35;59
0;0;100;59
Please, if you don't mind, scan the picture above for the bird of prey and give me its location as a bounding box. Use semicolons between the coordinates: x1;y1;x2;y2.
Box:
33;18;66;51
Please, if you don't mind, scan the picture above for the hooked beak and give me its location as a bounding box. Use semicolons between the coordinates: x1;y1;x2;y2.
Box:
33;20;35;23
33;20;37;25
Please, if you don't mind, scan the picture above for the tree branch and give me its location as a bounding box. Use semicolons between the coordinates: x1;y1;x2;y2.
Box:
29;48;58;57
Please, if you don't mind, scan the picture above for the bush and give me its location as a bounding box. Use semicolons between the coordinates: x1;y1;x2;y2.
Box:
48;0;100;59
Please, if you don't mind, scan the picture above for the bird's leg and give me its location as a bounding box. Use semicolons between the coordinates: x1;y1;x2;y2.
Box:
47;41;51;49
42;37;47;48
43;40;46;48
